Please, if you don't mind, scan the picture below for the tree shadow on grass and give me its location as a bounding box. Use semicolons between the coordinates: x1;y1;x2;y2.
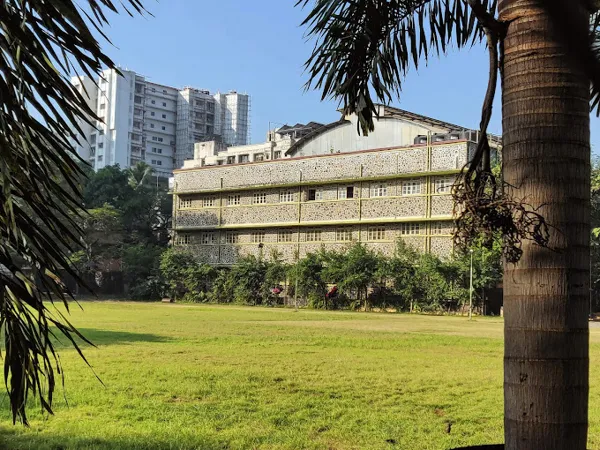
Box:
51;328;170;349
0;427;229;450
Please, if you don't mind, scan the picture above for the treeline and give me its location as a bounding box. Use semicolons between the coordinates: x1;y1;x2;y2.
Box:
159;239;503;313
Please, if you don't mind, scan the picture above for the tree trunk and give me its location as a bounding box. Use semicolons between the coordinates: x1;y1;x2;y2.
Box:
499;2;590;449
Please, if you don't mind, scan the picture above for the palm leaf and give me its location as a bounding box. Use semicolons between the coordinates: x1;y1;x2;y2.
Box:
0;0;147;424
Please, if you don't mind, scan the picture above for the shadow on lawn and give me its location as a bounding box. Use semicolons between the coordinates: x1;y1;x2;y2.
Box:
0;427;228;450
52;328;170;348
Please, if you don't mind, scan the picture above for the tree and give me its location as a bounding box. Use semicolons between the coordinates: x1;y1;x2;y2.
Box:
297;1;598;447
0;0;146;423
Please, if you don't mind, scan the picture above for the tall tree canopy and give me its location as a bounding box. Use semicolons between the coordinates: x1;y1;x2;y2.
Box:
298;1;600;449
0;0;146;424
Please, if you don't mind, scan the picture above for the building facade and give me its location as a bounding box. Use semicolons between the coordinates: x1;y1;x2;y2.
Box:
71;69;250;176
171;106;484;264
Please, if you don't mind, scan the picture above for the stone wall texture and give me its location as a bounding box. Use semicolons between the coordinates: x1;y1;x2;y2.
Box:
173;141;468;263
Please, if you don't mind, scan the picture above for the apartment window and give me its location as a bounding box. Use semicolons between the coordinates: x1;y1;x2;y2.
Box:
402;180;422;195
134;107;142;116
200;233;215;245
306;229;322;242
134;96;142;104
431;222;445;235
253;193;267;204
226;195;240;206
151;87;156;92
161;126;166;131
434;176;454;194
196;100;205;108
180;198;192;209
371;183;387;197
400;223;421;235
151;159;157;165
90;146;96;154
151;100;156;104
254;153;264;162
279;191;294;203
162;114;167;119
157;161;162;166
227;156;235;165
150;111;155;117
150;123;155;128
158;137;164;142
277;231;293;243
99;129;104;136
163;89;167;94
202;198;216;208
274;151;282;159
207;126;214;134
99;103;106;110
177;234;191;245
252;232;266;244
152;136;158;141
162;102;167;107
368;227;386;241
207;102;215;112
225;232;239;244
133;120;142;129
98;142;104;149
206;114;215;124
239;154;249;163
97;155;103;162
338;186;355;200
307;189;323;201
336;228;353;242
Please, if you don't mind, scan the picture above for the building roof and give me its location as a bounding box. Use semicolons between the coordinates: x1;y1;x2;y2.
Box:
284;105;473;157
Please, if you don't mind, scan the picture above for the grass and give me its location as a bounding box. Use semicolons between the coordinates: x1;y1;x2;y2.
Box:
0;302;599;450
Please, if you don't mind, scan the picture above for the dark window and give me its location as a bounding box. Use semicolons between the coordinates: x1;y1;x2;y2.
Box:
346;186;354;199
308;189;316;201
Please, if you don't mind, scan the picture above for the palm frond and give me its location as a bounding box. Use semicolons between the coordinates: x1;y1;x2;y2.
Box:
297;0;497;134
0;0;147;424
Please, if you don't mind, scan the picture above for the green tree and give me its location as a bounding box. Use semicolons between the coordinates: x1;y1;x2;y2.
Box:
298;1;598;446
122;244;165;300
289;252;328;307
0;0;146;423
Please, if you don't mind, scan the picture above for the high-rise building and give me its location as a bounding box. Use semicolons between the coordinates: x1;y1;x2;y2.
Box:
70;69;250;176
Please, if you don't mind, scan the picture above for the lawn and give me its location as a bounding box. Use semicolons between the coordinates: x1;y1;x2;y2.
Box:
1;303;599;450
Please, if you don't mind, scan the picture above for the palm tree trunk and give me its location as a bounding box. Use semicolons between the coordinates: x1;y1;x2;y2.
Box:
499;1;590;449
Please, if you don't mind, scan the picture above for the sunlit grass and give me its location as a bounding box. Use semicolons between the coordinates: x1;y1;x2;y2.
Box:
0;302;598;449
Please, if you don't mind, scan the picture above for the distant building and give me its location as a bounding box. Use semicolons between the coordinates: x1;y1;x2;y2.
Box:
70;69;250;176
170;106;498;264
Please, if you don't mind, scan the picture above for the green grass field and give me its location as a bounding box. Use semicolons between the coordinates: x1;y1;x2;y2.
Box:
1;302;599;450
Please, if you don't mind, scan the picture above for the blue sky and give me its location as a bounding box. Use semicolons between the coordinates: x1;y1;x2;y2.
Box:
99;0;600;151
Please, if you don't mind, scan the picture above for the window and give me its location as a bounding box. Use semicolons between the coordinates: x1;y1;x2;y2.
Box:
254;153;264;162
163;89;167;94
180;198;192;209
278;231;293;243
99;129;104;136
150;123;155;128
97;155;103;162
151;100;156;104
279;191;294;203
402;180;422;195
177;234;191;245
307;189;323;201
252;232;266;243
152;136;158;141
151;87;156;92
99;103;105;110
338;186;355;199
158;137;164;142
200;233;215;245
162;114;167;119
226;195;240;206
225;232;239;244
134;96;142;104
202;198;215;208
162;102;167;107
401;223;421;235
239;154;249;163
161;126;166;131
368;227;386;241
98;142;104;149
431;222;445;235
227;156;236;164
150;111;155;116
157;161;162;166
151;159;157;165
306;229;322;242
274;151;282;159
253;193;267;204
134;107;142;116
371;183;387;197
434;176;454;194
336;228;353;242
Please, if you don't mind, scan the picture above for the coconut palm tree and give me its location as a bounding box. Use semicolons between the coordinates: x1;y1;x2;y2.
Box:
297;1;600;449
0;0;146;424
127;161;155;190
